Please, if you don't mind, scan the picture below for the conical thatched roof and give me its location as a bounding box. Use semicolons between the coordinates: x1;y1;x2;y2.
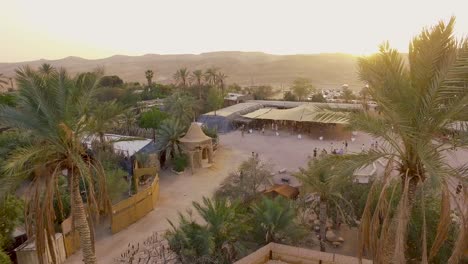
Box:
179;122;212;144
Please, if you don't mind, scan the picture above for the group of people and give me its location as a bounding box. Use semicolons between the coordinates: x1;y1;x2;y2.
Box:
312;140;349;158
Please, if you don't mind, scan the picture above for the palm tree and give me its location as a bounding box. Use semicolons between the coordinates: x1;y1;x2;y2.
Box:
250;196;304;245
0;67;109;264
216;72;228;93
88;100;125;146
204;68;218;86
0;74;8;90
190;70;204;99
145;70;154;87
38;63;55;76
297;160;354;252
192;197;245;260
164;92;198;125
155;118;186;163
173;68;190;87
313;17;468;263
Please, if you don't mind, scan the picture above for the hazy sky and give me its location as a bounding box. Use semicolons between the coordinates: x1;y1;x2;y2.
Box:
2;0;467;62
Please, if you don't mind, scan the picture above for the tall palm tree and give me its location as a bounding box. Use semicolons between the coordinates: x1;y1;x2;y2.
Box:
145;70;154;87
0;67;109;264
297;160;354;252
313;17;468;263
190;69;204;99
173;68;190;87
216;72;228;93
204;68;218;86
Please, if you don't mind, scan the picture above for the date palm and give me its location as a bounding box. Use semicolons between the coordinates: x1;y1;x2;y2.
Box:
173;68;190;88
38;63;55;76
0;67;109;264
216;72;228;93
145;70;154;87
313;17;468;263
204;68;218;86
164;92;198;125
88;100;125;146
190;69;204;99
297;160;354;252
155;118;186;163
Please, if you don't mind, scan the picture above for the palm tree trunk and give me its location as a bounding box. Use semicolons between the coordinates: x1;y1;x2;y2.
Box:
319;200;327;252
72;174;97;264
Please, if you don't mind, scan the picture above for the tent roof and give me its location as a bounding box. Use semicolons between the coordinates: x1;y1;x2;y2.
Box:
243;104;349;124
203;102;263;117
179;122;212;144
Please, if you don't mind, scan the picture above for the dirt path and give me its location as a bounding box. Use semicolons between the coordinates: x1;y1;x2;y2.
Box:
65;146;248;264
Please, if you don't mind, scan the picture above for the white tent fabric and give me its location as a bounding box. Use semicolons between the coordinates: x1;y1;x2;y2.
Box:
243;104;349;124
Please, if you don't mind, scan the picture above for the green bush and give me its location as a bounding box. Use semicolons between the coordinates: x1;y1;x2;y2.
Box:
106;169;129;203
0;249;11;264
173;155;188;172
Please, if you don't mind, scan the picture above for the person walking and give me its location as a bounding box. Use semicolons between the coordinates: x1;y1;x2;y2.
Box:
313;148;317;158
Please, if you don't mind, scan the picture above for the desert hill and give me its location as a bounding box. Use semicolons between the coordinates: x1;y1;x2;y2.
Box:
0;51;363;90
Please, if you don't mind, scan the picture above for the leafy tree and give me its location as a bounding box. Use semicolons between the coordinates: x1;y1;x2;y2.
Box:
0;250;10;264
206;88;224;115
94;87;125;102
173;68;190;87
215;156;272;203
297;160;355;251
0;67;109;264
145;70;154;87
310;93;326;102
283;91;297;101
0;195;23;249
312;17;468;263
138;108;168;141
249;196;305;245
227;83;242;93
341;87;355;102
249;85;274;100
291;78;314;101
99;75;123;87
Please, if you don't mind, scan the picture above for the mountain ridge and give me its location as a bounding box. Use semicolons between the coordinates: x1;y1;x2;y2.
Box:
0;51;363;89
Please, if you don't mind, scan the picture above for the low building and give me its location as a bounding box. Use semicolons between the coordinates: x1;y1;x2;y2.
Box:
224;93;253;106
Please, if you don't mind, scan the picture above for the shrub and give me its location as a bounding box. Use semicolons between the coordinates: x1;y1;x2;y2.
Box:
106;169;129;203
173;154;188;172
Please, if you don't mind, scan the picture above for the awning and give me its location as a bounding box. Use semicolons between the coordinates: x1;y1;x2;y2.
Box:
242;104;349;124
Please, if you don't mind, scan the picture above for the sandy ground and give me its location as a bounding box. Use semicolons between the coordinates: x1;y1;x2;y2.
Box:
65;147;249;263
65;128;467;263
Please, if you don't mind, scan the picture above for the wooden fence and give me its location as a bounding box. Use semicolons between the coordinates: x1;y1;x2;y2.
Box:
111;167;159;234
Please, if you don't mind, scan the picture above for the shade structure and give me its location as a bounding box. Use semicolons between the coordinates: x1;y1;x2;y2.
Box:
179;122;212;147
243;104;349;124
179;122;214;173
